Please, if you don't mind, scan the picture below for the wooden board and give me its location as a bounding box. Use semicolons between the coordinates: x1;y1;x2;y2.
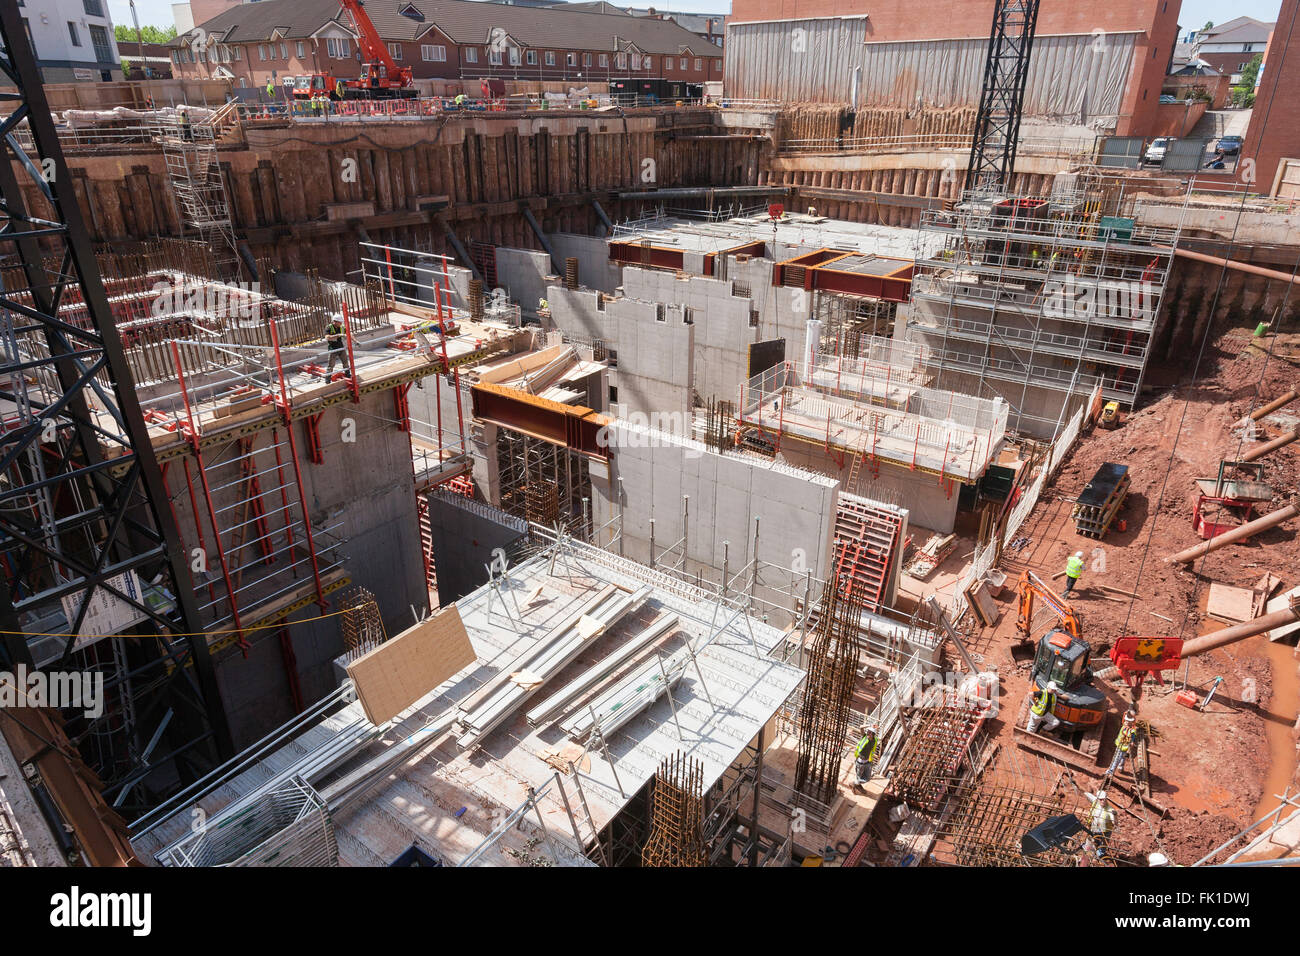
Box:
965;579;1000;627
1265;586;1300;642
1206;582;1256;624
346;605;477;725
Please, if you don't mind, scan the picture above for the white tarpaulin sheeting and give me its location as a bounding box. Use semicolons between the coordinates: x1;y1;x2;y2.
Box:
726;18;1138;127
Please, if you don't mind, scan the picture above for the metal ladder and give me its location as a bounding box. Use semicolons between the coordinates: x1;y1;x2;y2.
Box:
162;107;241;277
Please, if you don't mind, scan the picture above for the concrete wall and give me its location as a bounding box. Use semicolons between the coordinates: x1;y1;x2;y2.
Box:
162;386;428;747
776;440;960;533
544;283;695;421
592;421;839;605
550;233;624;292
493;247;556;317
427;494;528;606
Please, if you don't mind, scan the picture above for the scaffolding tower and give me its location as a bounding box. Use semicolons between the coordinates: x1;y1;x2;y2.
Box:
907;180;1180;436
162;104;242;278
0;6;231;814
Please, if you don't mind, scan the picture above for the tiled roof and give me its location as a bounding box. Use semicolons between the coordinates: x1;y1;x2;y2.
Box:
176;0;713;54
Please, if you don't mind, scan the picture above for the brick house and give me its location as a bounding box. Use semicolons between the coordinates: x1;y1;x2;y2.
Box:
170;0;723;97
1192;16;1274;83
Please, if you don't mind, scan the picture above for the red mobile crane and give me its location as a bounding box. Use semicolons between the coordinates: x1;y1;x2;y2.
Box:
339;0;416;98
293;0;417;101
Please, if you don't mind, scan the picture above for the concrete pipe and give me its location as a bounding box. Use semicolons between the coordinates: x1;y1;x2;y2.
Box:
1181;597;1300;658
1250;388;1299;421
1174;248;1300;285
1242;427;1300;462
1168;498;1300;564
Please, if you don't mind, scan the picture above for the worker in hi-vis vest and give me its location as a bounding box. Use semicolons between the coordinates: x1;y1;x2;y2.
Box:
1108;710;1138;775
854;725;880;784
1063;550;1085;597
1026;681;1060;735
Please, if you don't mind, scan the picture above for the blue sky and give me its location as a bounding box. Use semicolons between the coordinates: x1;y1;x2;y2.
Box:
107;0;1285;34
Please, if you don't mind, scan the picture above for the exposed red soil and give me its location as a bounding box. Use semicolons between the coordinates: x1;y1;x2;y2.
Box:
956;326;1300;864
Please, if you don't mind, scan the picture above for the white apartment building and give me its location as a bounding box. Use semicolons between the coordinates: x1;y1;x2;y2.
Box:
15;0;121;82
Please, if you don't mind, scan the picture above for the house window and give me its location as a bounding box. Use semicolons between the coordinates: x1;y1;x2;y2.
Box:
238;76;247;88
631;54;640;71
82;0;104;16
258;44;267;61
297;41;305;58
694;58;701;70
566;53;576;66
583;53;591;66
489;49;502;65
545;51;555;66
680;57;687;70
616;52;626;69
171;50;180;66
421;44;445;62
509;48;520;65
280;43;287;59
328;37;351;59
68;22;81;47
714;58;721;70
526;49;537;65
89;24;112;63
644;55;652;69
465;47;478;64
599;53;608;67
389;43;403;60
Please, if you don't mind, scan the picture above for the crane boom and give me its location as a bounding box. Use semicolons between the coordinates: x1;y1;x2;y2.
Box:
339;0;409;85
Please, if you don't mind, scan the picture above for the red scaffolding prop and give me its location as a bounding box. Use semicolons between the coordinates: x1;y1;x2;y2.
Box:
269;320;329;613
170;340;250;653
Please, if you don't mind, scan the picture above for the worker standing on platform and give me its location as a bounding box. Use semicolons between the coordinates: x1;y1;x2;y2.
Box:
1063;550;1085;597
1026;681;1060;735
179;108;193;142
324;318;349;377
854;725;880;785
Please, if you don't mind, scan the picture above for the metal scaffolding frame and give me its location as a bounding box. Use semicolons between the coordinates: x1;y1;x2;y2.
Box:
0;6;231;814
908;180;1182;433
161;102;242;278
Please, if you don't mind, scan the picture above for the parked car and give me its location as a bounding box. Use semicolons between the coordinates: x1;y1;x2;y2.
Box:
1217;135;1243;155
1144;137;1173;165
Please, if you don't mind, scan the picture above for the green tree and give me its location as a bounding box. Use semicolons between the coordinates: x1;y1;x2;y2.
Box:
1240;53;1264;88
1202;21;1214;32
113;24;177;45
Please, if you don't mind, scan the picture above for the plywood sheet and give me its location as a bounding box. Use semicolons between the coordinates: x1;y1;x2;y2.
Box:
347;605;477;725
1207;583;1256;624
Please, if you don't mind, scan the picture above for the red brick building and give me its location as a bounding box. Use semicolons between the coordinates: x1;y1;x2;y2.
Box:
725;0;1182;137
1191;16;1274;82
1241;0;1300;194
170;0;723;97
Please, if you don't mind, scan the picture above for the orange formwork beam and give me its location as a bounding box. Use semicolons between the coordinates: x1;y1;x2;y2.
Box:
471;382;611;459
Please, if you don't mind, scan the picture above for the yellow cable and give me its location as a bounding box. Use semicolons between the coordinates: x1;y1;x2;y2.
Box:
0;601;377;640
